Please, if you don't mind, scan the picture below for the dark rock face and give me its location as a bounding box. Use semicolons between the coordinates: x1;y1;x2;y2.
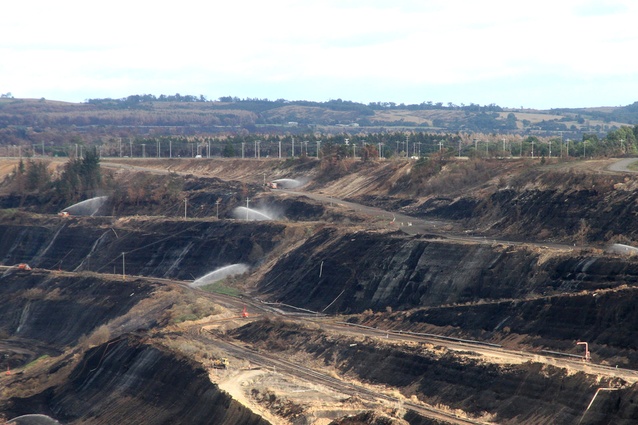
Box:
257;228;638;365
233;319;636;425
0;271;155;351
259;230;549;313
258;228;638;313
335;346;592;424
408;288;638;366
402;410;446;425
412;197;480;220
3;336;269;425
0;218;286;280
577;386;638;425
409;184;638;243
329;411;400;424
0;270;269;425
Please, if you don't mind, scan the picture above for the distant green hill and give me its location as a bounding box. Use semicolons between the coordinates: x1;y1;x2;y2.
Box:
1;95;636;145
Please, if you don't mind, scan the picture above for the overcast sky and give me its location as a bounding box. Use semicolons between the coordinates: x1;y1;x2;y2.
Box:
2;0;637;109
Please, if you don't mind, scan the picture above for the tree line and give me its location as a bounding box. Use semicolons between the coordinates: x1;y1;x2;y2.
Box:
86;125;638;160
84;94;505;114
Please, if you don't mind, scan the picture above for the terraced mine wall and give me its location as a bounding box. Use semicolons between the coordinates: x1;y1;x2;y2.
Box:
402;287;638;367
410;182;638;244
233;319;637;425
258;229;544;312
0;217;286;280
0;270;270;424
258;228;638;365
0;271;158;366
477;186;638;242
3;336;269;425
258;228;638;312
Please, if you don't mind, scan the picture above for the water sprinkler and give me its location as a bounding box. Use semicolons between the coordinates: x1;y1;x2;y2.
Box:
577;341;591;362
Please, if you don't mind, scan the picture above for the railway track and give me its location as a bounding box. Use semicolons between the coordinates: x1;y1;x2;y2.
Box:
203;333;486;425
10;267;638;384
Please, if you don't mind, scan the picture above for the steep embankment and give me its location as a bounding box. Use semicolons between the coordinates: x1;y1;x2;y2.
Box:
471;181;638;243
233;319;636;425
258;229;548;312
0;215;289;281
273;156;638;246
392;285;638;367
340;161;638;245
408;171;638;244
257;227;638;365
0;269;269;424
2;336;269;425
0;270;159;368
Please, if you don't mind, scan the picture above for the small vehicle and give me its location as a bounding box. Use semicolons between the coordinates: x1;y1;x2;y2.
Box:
58;211;70;217
16;263;32;271
212;358;229;369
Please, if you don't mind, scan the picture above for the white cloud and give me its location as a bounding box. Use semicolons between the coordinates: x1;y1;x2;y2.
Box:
2;0;637;107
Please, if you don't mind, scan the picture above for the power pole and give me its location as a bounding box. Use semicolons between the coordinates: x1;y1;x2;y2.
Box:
278;141;282;159
122;252;126;281
129;140;133;158
184;198;188;218
292;137;295;157
241;142;245;159
215;200;220;219
531;140;534;158
142;144;146;158
169;140;172;158
245;198;250;220
317;141;321;159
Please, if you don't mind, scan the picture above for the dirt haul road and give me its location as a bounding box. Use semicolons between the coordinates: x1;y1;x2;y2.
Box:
200;334;485;425
13;265;636;386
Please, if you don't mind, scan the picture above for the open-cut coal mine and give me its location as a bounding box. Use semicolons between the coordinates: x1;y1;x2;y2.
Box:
3;155;638;425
